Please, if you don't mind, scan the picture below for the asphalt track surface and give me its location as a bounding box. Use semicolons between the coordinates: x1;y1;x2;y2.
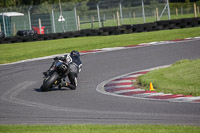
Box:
0;39;200;125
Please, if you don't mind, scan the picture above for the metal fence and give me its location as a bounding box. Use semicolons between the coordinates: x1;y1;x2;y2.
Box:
0;0;199;37
77;0;170;29
0;2;77;37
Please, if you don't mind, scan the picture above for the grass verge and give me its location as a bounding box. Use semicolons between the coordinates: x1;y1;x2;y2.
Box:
0;125;200;133
0;27;200;64
137;59;200;96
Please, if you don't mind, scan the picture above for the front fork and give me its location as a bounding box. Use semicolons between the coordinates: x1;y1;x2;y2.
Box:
54;75;66;87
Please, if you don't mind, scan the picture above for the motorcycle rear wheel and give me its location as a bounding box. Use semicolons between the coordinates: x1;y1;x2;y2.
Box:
40;72;59;92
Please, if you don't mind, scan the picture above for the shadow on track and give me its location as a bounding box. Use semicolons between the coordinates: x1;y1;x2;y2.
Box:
34;88;71;92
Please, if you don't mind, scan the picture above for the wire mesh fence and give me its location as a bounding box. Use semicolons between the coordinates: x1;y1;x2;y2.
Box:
0;0;199;37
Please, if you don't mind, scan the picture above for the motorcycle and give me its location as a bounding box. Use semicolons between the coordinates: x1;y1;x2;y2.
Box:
40;60;69;92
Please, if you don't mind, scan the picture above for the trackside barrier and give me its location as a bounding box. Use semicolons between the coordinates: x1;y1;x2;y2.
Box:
0;17;200;44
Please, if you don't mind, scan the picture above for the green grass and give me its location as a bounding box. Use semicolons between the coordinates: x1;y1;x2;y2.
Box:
1;26;200;64
0;125;200;133
137;59;200;96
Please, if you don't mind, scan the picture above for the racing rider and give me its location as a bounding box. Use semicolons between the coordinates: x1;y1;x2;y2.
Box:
43;50;82;90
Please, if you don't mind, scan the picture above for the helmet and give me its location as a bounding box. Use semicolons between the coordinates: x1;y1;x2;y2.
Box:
70;50;80;57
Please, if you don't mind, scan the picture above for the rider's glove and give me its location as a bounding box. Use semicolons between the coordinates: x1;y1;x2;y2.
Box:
54;56;65;61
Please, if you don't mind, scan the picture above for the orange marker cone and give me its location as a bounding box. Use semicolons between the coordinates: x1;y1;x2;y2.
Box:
149;82;155;91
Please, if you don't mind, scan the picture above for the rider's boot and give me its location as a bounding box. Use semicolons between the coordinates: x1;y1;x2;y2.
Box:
61;82;76;90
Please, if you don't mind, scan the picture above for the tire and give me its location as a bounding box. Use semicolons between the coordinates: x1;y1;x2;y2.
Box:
3;37;11;44
40;72;59;92
68;72;77;90
80;29;92;36
113;30;121;35
156;20;169;26
52;33;58;39
10;36;18;43
57;33;64;39
100;32;109;36
63;32;70;38
43;34;51;40
0;38;4;44
37;34;44;41
0;32;5;38
102;27;115;32
123;29;132;34
21;36;29;42
168;24;175;29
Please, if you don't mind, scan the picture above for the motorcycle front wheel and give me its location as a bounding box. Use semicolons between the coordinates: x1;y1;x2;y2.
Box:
40;72;59;92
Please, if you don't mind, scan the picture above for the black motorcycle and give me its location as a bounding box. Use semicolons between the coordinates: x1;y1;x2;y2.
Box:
40;60;69;92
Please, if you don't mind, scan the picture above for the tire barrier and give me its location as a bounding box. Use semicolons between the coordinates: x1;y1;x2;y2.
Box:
17;30;37;36
0;32;5;38
0;17;200;44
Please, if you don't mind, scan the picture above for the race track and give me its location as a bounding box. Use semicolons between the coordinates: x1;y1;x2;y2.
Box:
0;39;200;125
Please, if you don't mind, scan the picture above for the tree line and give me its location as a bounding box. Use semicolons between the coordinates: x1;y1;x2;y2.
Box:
0;0;90;7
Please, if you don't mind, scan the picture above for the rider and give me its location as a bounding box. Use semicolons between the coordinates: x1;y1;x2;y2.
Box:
43;50;82;90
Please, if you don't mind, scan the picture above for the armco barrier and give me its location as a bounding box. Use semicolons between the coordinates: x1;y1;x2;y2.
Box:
0;17;200;44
